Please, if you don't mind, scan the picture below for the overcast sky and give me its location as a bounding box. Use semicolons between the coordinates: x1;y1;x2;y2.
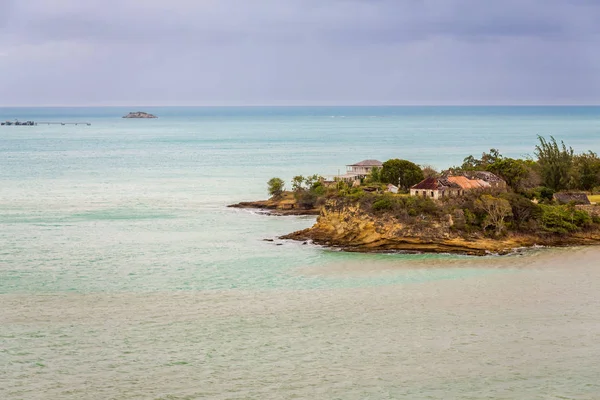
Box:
1;0;599;106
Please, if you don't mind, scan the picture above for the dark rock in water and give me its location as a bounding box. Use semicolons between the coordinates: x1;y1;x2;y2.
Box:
263;239;274;242
123;111;157;119
276;243;283;246
302;242;308;245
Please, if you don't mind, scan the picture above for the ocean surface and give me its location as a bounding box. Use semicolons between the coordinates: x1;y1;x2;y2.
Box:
1;106;600;399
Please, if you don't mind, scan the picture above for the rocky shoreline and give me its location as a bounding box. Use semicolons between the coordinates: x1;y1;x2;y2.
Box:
279;202;600;255
228;197;319;216
229;196;600;255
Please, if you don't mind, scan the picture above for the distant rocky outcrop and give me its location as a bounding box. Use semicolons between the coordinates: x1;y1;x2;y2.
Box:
122;111;157;119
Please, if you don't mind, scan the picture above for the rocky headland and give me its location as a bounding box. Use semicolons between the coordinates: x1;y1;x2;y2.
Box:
280;199;600;255
236;136;600;255
123;111;157;119
228;192;319;216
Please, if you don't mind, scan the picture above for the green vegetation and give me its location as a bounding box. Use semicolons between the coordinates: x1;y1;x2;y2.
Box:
573;152;600;191
535;136;574;191
380;159;424;189
290;174;326;209
267;136;600;238
457;136;600;194
458;148;539;191
267;177;285;198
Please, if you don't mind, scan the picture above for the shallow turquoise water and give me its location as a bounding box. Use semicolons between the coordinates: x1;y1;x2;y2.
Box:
2;106;600;293
3;107;600;399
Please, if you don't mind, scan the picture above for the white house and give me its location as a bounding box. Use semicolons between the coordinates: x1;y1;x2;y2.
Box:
346;159;383;175
332;159;383;182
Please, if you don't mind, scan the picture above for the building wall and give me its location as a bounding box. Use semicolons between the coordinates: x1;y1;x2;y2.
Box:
347;166;374;174
410;188;462;200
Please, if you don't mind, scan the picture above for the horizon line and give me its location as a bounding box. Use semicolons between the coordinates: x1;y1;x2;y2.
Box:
1;103;600;108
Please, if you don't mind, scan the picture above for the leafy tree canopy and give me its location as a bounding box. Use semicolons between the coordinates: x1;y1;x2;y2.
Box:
380;159;424;189
267;177;285;198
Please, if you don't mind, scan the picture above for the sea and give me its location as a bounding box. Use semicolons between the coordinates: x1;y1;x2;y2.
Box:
1;106;600;399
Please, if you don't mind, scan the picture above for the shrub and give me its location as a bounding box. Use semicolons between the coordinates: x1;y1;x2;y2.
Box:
527;186;554;203
500;192;542;230
297;191;318;209
539;204;591;234
372;197;394;212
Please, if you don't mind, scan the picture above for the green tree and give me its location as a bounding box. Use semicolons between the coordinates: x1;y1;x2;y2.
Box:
500;192;542;229
460;155;482;171
380;159;424;189
267;177;285;198
572;151;600;191
486;158;531;191
460;149;502;171
291;175;305;192
304;174;323;189
534;136;574;191
367;167;381;183
539;204;591;234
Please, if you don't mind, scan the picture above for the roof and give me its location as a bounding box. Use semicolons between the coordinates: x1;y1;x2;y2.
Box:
411;177;461;190
347;159;383;167
463;171;504;183
447;176;490;189
553;192;591;205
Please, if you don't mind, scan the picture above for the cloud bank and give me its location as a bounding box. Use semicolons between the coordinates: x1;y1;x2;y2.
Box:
1;0;599;105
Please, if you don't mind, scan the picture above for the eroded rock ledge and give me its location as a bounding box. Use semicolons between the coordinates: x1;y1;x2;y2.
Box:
228;193;319;216
280;201;600;255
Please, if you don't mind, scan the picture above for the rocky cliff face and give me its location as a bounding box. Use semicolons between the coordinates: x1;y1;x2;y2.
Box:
281;200;600;255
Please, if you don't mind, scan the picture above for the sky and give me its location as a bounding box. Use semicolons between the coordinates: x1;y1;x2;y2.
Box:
1;0;599;106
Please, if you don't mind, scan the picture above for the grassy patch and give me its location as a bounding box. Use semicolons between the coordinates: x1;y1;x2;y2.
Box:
589;194;600;204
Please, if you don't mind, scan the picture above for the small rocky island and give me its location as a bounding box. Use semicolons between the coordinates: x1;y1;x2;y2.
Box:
231;137;600;255
122;111;157;119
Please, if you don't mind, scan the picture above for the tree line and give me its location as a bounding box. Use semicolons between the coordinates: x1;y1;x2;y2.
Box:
268;135;600;205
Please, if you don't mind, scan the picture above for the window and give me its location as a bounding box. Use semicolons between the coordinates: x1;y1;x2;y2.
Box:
431;191;434;197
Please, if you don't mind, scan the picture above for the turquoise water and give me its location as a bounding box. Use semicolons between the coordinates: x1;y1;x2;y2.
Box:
2;106;599;293
3;107;600;399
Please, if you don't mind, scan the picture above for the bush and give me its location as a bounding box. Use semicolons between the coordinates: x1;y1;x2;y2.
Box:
500;192;542;230
311;181;326;196
372;197;394;212
297;190;318;209
539;204;591;234
526;186;554;203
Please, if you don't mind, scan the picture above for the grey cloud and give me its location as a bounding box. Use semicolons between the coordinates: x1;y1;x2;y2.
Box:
0;0;599;105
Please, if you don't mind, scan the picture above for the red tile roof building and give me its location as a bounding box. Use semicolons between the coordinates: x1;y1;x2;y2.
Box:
410;172;506;200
